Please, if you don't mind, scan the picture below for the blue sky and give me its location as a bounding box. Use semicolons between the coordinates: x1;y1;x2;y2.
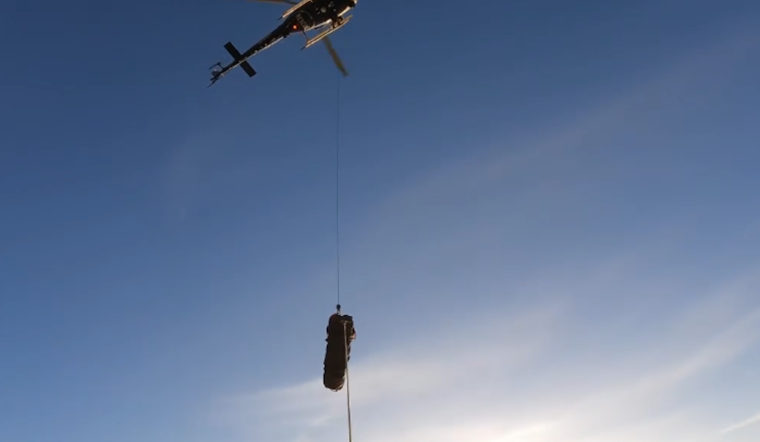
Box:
1;0;760;441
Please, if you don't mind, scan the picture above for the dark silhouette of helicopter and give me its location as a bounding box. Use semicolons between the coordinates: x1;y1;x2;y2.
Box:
209;0;358;87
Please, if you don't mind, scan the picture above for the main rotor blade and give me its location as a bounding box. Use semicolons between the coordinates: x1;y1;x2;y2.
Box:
323;36;348;77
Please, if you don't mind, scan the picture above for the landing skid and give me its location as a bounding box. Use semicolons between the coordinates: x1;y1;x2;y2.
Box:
303;15;352;49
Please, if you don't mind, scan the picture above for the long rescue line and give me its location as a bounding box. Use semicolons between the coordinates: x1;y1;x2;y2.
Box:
321;73;354;442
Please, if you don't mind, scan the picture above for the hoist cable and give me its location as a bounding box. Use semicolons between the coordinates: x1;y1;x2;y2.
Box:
335;72;342;310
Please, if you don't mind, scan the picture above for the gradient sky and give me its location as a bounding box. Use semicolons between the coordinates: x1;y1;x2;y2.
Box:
2;0;760;441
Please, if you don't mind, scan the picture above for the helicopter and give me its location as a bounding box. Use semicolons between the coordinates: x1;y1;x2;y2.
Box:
208;0;358;87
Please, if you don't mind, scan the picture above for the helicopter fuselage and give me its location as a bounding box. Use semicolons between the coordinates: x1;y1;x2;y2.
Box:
209;0;356;86
251;0;356;55
285;0;355;33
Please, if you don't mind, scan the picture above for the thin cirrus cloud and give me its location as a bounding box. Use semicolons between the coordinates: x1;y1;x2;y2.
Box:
336;13;760;282
214;305;561;424
211;266;760;442
721;411;760;435
212;304;562;441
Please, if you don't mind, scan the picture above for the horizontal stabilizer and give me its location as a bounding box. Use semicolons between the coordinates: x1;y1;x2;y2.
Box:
240;61;256;77
224;42;243;60
224;42;257;77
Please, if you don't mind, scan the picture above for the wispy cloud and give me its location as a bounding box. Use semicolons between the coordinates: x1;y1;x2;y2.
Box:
721;411;760;435
544;289;760;442
162;126;266;219
212;304;563;440
357;12;760;231
209;266;760;442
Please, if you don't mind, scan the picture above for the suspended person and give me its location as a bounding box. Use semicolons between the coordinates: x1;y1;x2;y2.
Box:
323;308;356;392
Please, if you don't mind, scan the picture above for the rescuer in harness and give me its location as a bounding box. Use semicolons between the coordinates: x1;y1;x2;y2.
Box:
323;308;356;392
